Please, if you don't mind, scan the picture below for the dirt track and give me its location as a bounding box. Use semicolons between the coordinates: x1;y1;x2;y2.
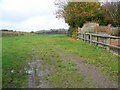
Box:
26;47;118;88
56;48;118;88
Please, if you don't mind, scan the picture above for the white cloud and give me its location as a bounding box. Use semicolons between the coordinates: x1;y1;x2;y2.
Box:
0;0;69;31
16;15;69;31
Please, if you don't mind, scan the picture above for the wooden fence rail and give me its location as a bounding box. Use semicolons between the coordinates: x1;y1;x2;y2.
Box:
78;32;120;55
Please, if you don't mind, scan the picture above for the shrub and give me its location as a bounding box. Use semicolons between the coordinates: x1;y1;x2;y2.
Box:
72;28;78;39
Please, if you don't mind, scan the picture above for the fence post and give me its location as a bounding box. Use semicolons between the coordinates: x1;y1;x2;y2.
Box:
95;35;98;46
83;33;85;41
106;37;110;51
84;33;86;42
90;33;92;44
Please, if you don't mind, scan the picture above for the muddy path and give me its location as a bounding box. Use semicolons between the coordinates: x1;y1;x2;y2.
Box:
26;47;118;88
26;48;50;88
56;48;118;88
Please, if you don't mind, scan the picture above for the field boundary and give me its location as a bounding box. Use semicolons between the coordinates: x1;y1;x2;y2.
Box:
78;32;120;55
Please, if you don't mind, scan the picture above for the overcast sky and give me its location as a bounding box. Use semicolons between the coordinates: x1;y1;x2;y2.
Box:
0;0;69;32
0;0;116;32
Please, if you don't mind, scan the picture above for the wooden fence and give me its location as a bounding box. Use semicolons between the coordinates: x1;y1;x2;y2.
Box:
78;32;120;55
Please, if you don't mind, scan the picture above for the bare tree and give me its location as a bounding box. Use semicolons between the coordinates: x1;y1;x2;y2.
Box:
103;0;120;26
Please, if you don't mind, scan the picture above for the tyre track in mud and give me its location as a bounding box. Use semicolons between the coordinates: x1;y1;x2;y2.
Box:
56;48;118;88
27;48;50;88
26;46;118;88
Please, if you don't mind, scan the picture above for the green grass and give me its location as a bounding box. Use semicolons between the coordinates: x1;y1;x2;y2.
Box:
0;37;2;89
2;34;84;88
47;59;84;88
2;34;119;88
50;36;119;81
2;35;33;87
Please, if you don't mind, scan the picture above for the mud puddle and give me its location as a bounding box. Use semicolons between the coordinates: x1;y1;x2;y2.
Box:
25;48;50;88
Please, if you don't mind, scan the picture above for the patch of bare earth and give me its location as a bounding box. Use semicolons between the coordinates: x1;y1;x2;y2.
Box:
26;48;50;88
56;48;118;88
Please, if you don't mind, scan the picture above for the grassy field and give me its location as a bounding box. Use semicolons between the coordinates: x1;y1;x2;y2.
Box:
2;34;119;88
0;37;2;89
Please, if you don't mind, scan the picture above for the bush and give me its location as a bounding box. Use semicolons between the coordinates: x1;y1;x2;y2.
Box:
68;27;74;37
72;28;78;39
